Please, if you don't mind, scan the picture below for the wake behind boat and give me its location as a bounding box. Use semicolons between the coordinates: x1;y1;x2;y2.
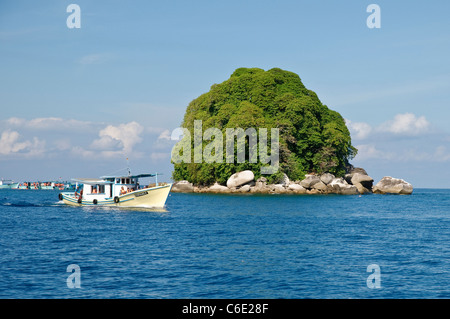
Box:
59;173;172;209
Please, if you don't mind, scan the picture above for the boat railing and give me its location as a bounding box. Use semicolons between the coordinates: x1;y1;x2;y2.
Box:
145;182;169;188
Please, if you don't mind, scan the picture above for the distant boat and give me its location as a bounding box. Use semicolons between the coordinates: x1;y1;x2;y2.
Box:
39;181;69;190
16;182;40;190
0;179;19;189
40;182;55;190
17;182;30;190
59;173;172;209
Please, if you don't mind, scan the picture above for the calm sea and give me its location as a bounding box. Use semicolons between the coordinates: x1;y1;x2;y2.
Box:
0;188;449;299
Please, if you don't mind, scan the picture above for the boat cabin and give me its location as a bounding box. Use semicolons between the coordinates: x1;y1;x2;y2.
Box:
72;174;158;200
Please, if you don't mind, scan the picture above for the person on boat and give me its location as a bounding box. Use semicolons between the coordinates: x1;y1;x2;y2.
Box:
92;188;97;194
120;186;126;195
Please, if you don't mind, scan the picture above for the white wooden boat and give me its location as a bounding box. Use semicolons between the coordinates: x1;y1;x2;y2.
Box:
59;173;172;209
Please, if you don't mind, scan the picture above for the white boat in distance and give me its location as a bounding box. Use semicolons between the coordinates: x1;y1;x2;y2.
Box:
0;179;19;189
59;173;172;209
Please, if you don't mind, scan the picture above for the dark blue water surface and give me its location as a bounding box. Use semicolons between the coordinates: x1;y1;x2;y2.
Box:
1;189;450;298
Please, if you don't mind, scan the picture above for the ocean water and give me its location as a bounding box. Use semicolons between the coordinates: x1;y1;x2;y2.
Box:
0;188;449;299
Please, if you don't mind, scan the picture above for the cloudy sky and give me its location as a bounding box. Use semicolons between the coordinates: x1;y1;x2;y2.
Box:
1;1;449;187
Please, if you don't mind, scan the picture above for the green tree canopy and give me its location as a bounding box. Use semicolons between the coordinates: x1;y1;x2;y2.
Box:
172;67;357;185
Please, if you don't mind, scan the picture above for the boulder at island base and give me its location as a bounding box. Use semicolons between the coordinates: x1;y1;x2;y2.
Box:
329;178;359;195
208;182;230;193
300;175;321;189
171;180;194;193
350;173;374;194
226;170;255;188
373;176;413;195
288;183;307;193
173;168;411;196
320;173;335;185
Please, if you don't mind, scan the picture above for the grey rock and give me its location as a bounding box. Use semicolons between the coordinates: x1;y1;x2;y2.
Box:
227;170;255;188
256;177;267;183
300;175;321;189
329;178;358;195
320;173;335;185
208;182;230;193
344;174;353;184
280;173;290;186
351;173;374;186
312;180;328;191
350;172;374;194
339;185;359;195
272;184;287;193
171;180;194;193
373;176;413;195
350;167;368;175
288;183;306;193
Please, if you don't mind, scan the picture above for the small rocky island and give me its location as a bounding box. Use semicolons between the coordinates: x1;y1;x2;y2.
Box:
172;168;413;195
171;67;413;195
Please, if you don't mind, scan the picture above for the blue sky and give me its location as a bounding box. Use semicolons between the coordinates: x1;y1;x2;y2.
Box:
1;0;450;187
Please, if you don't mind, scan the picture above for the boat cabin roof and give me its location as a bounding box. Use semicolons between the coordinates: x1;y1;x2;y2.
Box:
72;174;156;185
71;178;113;185
101;174;156;179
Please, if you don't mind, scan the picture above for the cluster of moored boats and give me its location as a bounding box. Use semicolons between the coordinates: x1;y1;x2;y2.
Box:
0;179;76;190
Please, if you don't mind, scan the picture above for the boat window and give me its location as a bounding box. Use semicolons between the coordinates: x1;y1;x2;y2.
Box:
99;185;105;194
126;178;130;184
121;178;125;184
116;179;120;184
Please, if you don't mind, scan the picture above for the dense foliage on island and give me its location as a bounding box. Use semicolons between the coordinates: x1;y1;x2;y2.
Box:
172;67;357;185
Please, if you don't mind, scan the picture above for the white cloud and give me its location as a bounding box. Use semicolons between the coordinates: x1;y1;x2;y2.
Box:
0;130;45;157
2;118;149;160
6;117;97;132
152;128;180;150
157;129;172;141
353;143;450;163
346;113;430;141
345;119;372;140
7;117;25;126
91;121;144;154
379;113;429;135
0;130;30;155
354;144;393;161
90;135;122;151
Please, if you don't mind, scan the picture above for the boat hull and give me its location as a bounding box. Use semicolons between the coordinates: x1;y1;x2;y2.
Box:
40;186;55;190
0;183;19;189
61;184;172;209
